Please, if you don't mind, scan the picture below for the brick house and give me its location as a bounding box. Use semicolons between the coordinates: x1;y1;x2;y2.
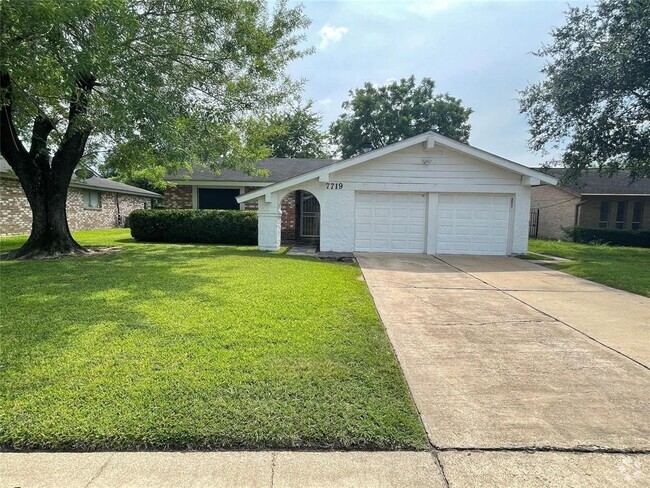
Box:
531;169;649;240
164;158;335;243
1;159;160;236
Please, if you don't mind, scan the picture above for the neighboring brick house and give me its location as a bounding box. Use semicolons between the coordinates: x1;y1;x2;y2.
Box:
165;158;335;243
1;160;160;236
531;169;650;240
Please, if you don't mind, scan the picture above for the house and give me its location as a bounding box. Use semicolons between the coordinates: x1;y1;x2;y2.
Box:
0;159;160;236
234;131;556;255
164;158;335;242
530;168;650;240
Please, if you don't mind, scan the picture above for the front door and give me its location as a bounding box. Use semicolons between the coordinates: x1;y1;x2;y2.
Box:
300;191;320;238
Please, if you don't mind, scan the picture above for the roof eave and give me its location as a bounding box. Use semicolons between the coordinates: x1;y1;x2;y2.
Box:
69;181;161;198
237;132;558;203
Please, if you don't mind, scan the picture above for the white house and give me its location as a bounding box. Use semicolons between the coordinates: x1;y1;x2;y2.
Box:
237;132;557;255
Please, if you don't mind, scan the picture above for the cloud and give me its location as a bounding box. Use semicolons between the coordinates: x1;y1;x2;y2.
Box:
318;24;349;50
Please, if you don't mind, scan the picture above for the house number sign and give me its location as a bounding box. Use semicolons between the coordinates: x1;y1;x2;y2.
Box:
326;183;343;190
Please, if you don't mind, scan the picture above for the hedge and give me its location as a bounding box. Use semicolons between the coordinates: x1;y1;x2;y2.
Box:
129;209;257;245
563;227;650;248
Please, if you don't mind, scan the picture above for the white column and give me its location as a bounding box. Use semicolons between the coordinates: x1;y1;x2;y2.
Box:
257;200;281;251
426;192;438;254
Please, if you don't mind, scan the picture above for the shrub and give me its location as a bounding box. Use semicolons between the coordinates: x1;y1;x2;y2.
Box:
563;227;650;248
129;209;257;245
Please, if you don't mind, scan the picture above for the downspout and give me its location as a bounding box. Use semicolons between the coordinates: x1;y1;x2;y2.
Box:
574;199;587;226
115;193;122;227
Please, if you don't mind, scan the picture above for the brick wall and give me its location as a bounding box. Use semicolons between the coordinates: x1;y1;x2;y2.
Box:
280;191;297;242
243;186;259;211
579;196;650;230
164;185;193;208
530;185;580;240
1;177;151;235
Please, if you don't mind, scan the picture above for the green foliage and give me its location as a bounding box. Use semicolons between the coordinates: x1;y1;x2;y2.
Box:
330;76;473;159
0;229;428;450
129;209;258;244
520;0;650;180
261;102;330;158
563;227;650;248
529;238;650;296
1;0;310;174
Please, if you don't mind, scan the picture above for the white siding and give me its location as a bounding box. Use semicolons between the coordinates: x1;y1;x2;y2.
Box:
335;146;522;189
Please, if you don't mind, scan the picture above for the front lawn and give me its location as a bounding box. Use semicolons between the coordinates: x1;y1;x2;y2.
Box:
0;229;427;451
528;238;650;297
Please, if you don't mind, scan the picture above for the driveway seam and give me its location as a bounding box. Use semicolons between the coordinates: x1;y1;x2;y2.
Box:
434;256;650;371
433;446;650;455
430;450;451;488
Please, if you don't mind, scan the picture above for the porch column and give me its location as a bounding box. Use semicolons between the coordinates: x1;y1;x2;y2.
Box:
257;200;282;251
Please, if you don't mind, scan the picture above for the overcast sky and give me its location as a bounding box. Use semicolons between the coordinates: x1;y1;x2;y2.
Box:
286;0;593;166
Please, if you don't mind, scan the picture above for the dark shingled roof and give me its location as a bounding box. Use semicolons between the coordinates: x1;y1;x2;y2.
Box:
0;158;160;198
71;176;161;197
540;168;650;195
165;158;338;183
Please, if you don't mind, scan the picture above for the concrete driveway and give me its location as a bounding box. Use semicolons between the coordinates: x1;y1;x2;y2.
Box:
357;253;650;486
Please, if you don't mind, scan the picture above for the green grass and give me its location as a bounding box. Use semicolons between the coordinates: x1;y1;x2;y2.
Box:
0;229;427;451
529;238;650;297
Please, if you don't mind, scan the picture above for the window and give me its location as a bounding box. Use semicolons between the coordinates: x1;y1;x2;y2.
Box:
197;188;240;210
632;201;644;230
598;201;610;228
82;190;101;209
615;201;627;229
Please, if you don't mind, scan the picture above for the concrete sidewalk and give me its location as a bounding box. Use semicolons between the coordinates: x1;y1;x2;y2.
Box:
1;451;443;488
2;450;649;487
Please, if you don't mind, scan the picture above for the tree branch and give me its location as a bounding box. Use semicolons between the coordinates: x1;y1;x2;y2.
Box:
51;73;96;176
29;116;55;172
0;71;29;171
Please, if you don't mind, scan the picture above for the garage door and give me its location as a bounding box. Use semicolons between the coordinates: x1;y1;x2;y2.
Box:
436;194;511;255
355;193;426;252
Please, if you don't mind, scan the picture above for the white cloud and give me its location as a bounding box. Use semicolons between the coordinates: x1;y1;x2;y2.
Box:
318;24;349;50
315;98;332;106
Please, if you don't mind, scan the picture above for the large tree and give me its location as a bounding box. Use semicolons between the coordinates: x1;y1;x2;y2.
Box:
262;102;329;158
330;76;472;159
0;0;309;258
520;0;650;181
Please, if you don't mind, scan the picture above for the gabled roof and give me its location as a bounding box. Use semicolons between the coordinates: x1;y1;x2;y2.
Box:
237;131;558;203
165;158;337;183
0;158;160;198
541;168;650;196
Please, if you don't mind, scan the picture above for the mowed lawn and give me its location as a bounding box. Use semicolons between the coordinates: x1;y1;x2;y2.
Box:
529;238;650;297
0;229;427;451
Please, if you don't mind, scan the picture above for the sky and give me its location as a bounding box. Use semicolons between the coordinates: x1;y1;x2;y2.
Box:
285;0;594;167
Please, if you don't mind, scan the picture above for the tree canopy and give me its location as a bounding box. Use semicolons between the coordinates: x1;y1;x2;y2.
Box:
261;102;329;158
520;0;650;181
329;76;473;159
0;0;310;258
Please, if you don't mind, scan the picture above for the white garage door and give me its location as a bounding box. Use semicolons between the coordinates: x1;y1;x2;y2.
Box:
355;192;426;253
436;194;511;255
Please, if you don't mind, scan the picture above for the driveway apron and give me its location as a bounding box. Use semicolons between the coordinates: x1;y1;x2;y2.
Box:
356;253;650;451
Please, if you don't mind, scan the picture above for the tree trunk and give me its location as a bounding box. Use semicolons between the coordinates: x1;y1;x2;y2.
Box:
2;175;87;260
1;71;96;259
